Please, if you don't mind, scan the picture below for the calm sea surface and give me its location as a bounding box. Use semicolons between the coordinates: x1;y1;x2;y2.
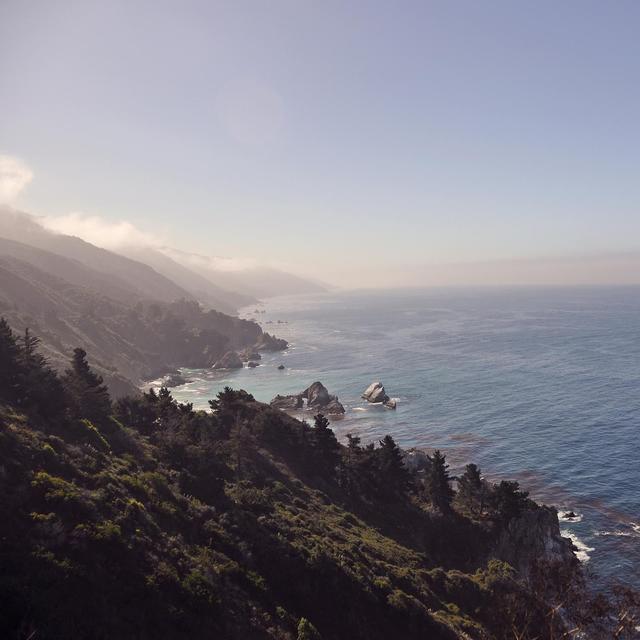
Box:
169;287;640;588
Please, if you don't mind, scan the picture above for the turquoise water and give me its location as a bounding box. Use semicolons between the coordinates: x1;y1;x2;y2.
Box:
170;286;640;588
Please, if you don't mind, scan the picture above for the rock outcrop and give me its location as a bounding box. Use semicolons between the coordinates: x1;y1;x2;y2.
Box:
212;351;243;370
162;372;192;388
239;348;262;362
254;332;288;352
362;381;396;409
492;506;579;580
270;394;303;410
270;381;345;415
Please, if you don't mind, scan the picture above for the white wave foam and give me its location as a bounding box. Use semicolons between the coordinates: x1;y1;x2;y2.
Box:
558;509;583;523
562;530;594;563
631;522;640;534
352;407;368;412
595;530;633;538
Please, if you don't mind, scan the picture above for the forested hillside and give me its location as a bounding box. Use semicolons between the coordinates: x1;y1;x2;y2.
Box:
1;321;635;639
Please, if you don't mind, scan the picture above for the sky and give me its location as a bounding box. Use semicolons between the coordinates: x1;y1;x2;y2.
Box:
1;0;639;287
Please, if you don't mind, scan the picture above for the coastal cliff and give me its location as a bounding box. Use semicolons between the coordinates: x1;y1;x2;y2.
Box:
0;321;591;640
492;505;578;580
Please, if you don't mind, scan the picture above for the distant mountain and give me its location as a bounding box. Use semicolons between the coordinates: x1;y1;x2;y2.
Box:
121;246;254;314
0;252;271;396
0;207;193;304
0;237;146;306
160;247;327;299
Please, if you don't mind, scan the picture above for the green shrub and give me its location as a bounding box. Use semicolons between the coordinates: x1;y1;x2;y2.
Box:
297;617;322;640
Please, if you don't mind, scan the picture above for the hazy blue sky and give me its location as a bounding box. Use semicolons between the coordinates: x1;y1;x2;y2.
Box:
1;1;639;284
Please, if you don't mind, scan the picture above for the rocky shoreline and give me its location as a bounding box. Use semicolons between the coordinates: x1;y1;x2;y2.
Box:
153;308;583;591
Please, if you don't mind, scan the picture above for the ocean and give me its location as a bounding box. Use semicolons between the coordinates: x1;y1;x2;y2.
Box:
169;286;640;588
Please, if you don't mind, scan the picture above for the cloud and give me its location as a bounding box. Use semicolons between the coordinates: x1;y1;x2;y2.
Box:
0;155;33;203
38;212;259;272
160;246;257;273
39;212;163;250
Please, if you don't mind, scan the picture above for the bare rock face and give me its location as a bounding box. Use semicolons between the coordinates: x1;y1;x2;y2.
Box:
270;381;345;415
492;506;579;580
302;381;345;414
271;394;303;410
302;381;331;408
162;372;192;388
254;332;288;352
362;381;396;409
239;348;262;362
212;351;243;370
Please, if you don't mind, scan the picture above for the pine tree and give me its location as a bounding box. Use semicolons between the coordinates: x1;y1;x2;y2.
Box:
377;434;411;495
491;480;529;523
0;318;20;402
63;348;111;425
425;449;454;514
16;328;66;419
311;413;340;474
457;463;485;516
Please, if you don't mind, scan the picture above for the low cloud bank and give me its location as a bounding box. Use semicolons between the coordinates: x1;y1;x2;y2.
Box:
39;212;163;251
0;155;33;203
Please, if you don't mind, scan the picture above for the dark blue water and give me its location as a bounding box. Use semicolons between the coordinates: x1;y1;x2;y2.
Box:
170;286;640;588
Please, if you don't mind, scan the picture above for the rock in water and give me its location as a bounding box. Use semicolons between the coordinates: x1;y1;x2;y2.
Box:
212;351;243;370
362;381;382;400
302;381;345;414
323;397;346;414
362;381;396;408
163;372;191;388
277;364;285;370
362;381;389;404
270;381;345;415
247;361;260;368
270;394;303;410
302;381;331;408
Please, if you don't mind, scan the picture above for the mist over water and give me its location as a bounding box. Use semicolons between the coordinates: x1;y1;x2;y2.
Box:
170;286;640;588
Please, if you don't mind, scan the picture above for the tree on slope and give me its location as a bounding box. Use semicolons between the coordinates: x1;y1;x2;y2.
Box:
377;434;411;496
63;347;111;425
0;318;20;402
425;449;454;515
457;463;486;516
311;413;340;474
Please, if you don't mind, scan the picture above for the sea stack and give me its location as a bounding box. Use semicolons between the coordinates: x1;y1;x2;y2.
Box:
362;381;396;409
270;381;345;415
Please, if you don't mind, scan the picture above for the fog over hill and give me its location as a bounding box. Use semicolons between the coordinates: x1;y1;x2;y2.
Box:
0;208;193;304
159;246;328;299
120;246;254;315
0;206;295;396
37;209;328;299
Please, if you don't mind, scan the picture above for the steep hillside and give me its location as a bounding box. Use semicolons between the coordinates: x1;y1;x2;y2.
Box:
161;247;327;299
0;208;193;304
122;246;254;314
1;324;623;640
0;255;269;395
0;237;145;306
